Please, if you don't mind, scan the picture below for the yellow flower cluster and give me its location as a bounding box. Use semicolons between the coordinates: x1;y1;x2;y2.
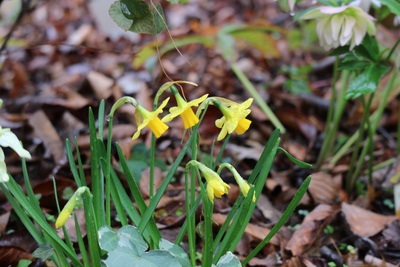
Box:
110;84;254;142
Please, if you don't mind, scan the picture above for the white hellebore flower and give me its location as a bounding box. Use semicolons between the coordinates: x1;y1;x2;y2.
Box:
301;6;376;50
0;127;31;182
350;0;381;12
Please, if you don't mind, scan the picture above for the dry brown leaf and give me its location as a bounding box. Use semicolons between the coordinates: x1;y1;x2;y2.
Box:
52;87;93;109
257;194;282;224
286;204;335;255
87;71;114;100
140;167;163;199
0;212;10;233
308;172;339;204
212;213;280;245
29;110;65;164
341;202;399;237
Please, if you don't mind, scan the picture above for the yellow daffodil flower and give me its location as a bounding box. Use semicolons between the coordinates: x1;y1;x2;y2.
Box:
132;98;170;140
213;98;253;141
0;126;31;182
55;186;88;229
162;86;208;129
218;163;256;202
194;162;230;203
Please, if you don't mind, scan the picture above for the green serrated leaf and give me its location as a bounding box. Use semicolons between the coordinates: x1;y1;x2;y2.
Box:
277;147;312;168
345;64;391;99
338;61;370;71
120;0;150;19
98;226;119;252
216;251;241;267
109;1;134;31
360;35;379;62
31;242;54;261
377;0;400;16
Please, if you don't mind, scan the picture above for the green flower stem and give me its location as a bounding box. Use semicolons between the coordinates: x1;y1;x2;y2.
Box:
137;105;208;239
73;213;90;267
89;108;105;228
66;139;83;187
230;63;286;133
345;95;373;192
212;134;230;170
242;176;312;266
174;194;202;245
185;162;197;267
199;178;213;267
316;69;350;168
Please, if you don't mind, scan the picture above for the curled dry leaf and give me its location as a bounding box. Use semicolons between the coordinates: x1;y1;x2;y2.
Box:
341;202;399;237
285;204;336;255
308;172;339;204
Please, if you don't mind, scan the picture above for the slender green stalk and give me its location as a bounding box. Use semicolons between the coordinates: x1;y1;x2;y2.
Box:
185;165;196;267
230;63;286;133
316;69;350;168
66;139;82;187
199;179;213;267
211;134;230;170
74;213;90;267
88;108;105;227
174;195;202;245
242;176;312;266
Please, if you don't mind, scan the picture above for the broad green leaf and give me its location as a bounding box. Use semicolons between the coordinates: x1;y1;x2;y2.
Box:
120;0;150;19
109;1;134;31
377;0;400;15
215;252;241;267
151;3;166;36
345;64;391;99
159;239;190;267
338;61;370;71
31;242;54;261
118;225;148;253
98;226;119;252
17;260;32;267
140;250;181;266
360;35;379;62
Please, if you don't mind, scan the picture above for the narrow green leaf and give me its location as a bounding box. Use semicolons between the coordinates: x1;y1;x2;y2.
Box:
242;176;312;266
277;147;312;168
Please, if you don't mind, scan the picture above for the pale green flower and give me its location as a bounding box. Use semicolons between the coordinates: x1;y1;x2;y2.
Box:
55;186;88;229
0;127;31;182
301;6;376;50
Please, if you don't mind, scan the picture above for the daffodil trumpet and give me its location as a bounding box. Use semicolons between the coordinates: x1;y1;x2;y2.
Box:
109;96;170;140
212;98;253;141
162;86;208;129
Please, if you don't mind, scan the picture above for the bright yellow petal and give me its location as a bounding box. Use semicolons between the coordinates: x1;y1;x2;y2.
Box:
186;94;209;107
207;183;215;203
235;119;252;135
132;119;149;140
180;108;199;129
147;117;169;138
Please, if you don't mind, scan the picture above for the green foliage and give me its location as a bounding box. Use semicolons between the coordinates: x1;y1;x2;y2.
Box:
345;64;391;99
377;0;400;16
166;0;188;4
31;242;55;261
17;260;32;267
212;252;241;267
123;142;167;182
99;225;183;266
109;0;166;35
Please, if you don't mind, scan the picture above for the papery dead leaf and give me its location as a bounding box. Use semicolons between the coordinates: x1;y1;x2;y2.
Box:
29;110;65;164
308;172;339;204
341;202;399;237
286;204;336;255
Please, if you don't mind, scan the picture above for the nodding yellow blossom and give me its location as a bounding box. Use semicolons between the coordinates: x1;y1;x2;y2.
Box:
55;186;88;229
218;163;256;202
162;86;208;129
0;126;31;183
195;162;230;203
213;98;253;141
132;98;170;140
